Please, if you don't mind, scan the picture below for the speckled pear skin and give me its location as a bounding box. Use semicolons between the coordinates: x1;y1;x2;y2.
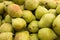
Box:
23;10;36;23
38;13;55;28
25;0;39;10
14;31;29;40
53;15;60;35
28;21;39;33
35;6;48;19
12;18;27;31
12;0;25;5
0;32;13;40
0;23;12;32
7;4;23;17
38;28;57;40
30;34;38;40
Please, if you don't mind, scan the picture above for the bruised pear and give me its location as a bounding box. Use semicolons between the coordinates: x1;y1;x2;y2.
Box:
38;13;55;28
14;31;29;40
28;21;39;33
53;15;60;35
7;4;23;17
35;6;48;19
23;10;36;23
0;32;13;40
38;28;57;40
0;23;12;32
12;18;26;31
25;0;39;10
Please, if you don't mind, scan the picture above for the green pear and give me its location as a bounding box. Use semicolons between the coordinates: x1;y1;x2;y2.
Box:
30;34;38;40
23;10;36;23
4;15;12;23
20;5;24;11
53;15;60;35
14;31;29;40
44;0;57;9
12;18;27;31
35;6;48;19
28;21;39;33
0;3;4;14
0;23;12;32
12;0;25;5
56;5;60;14
25;0;39;10
7;4;23;17
48;9;56;15
38;28;57;40
38;13;55;28
0;32;13;40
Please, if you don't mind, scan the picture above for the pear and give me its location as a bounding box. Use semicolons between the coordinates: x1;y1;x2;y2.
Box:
0;23;12;32
53;15;60;35
56;5;60;14
39;13;55;28
25;0;39;10
14;31;29;40
12;18;27;31
35;6;48;19
4;15;12;23
28;21;39;33
0;3;4;14
23;10;36;23
7;4;23;17
0;32;13;40
30;34;38;40
48;9;56;15
38;28;57;40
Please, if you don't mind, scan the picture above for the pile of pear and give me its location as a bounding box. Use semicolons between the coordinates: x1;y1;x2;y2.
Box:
0;0;60;40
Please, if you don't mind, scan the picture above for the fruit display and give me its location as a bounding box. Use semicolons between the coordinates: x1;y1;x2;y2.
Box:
0;0;60;40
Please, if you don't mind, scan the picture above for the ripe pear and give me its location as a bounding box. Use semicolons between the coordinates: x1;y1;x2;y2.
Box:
53;15;60;35
0;32;13;40
7;4;23;17
12;18;27;31
38;28;57;40
35;6;48;19
28;21;39;33
12;0;25;5
0;23;12;33
38;13;55;28
23;10;36;23
30;34;38;40
14;31;29;40
25;0;39;10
